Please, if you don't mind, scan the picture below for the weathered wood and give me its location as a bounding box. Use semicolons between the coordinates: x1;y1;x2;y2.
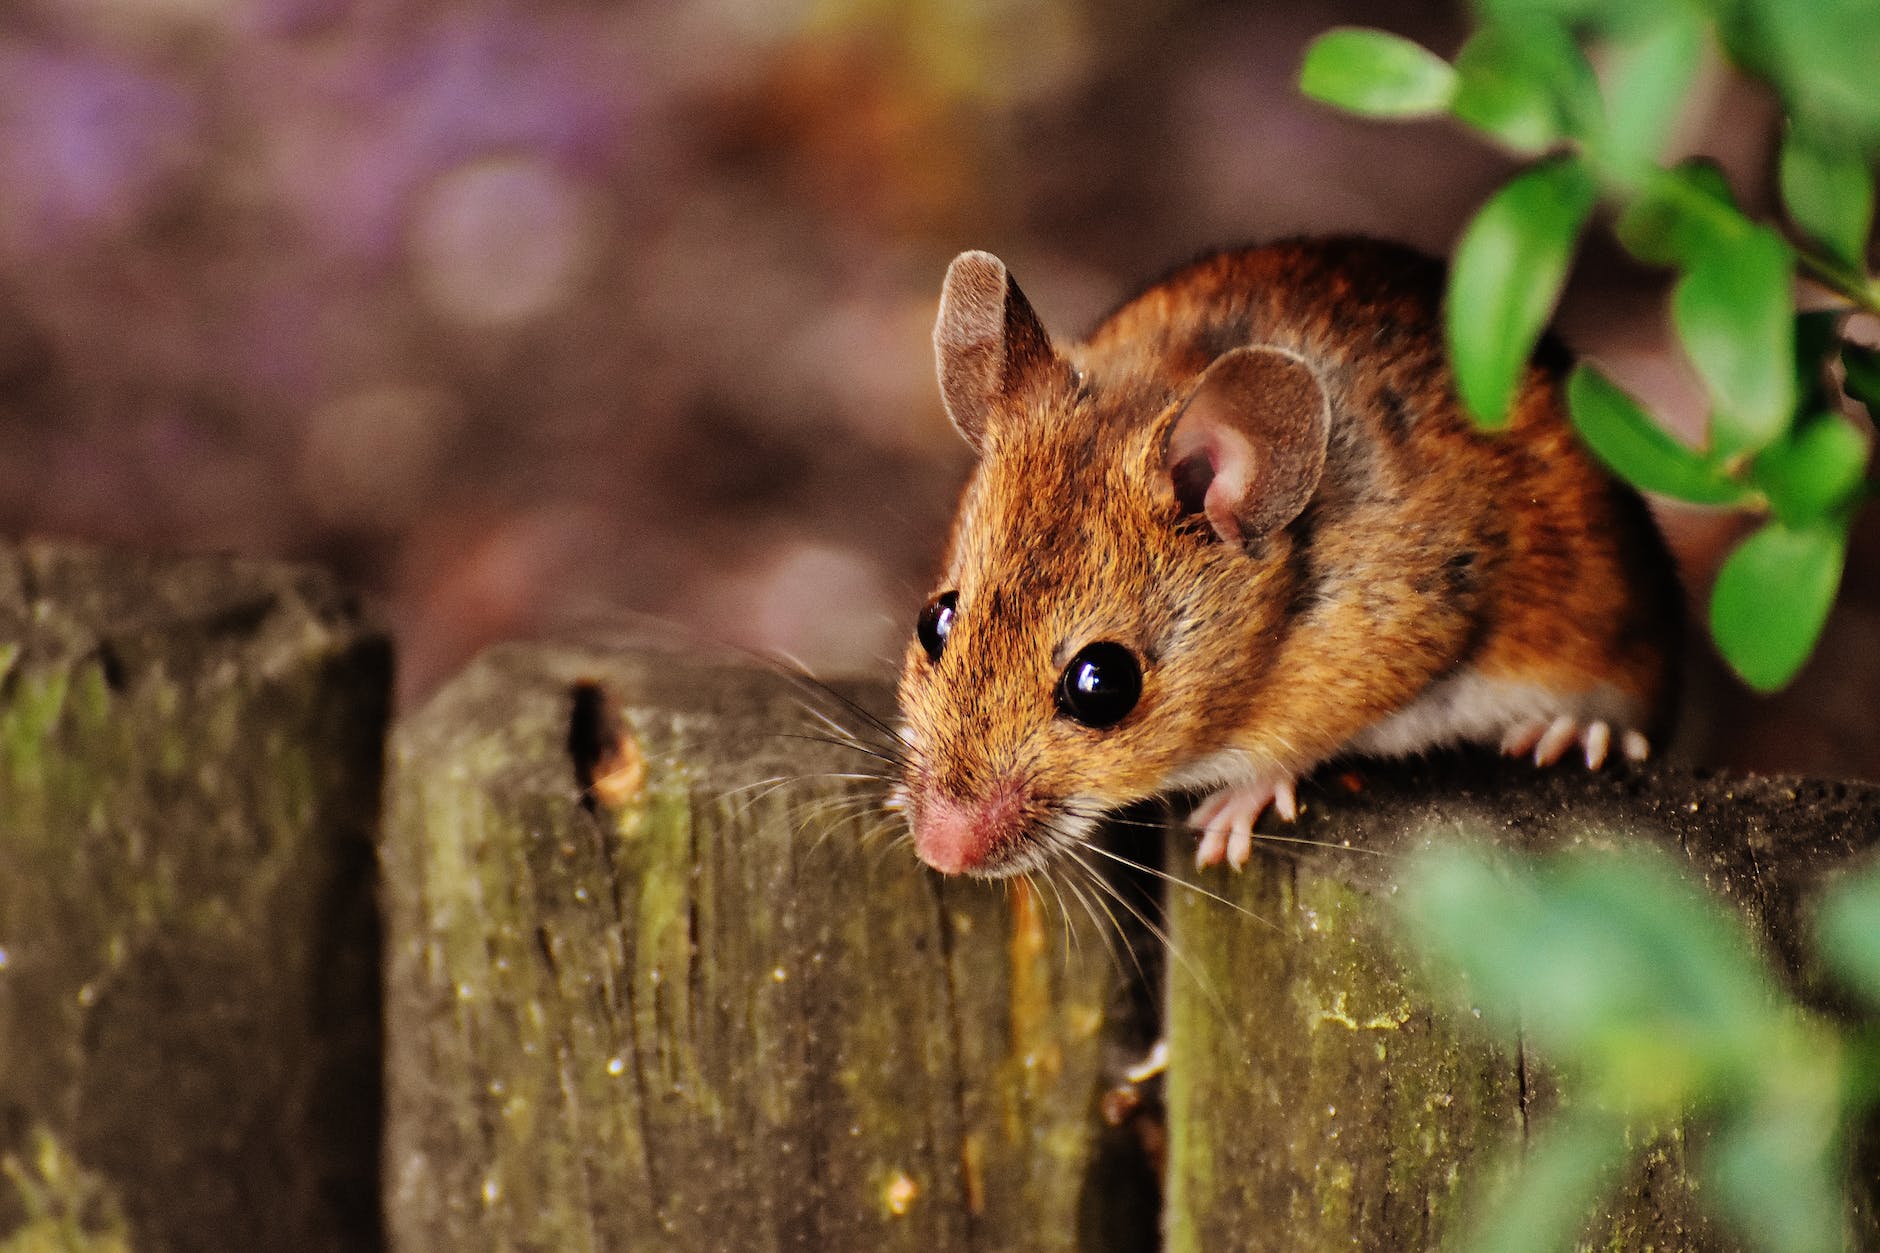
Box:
1163;756;1880;1251
11;547;1877;1251
0;541;389;1251
382;641;1148;1251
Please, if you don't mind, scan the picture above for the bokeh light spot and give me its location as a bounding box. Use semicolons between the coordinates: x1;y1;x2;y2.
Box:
409;155;597;327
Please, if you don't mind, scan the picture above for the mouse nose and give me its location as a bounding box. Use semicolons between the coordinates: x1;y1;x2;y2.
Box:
913;787;1027;875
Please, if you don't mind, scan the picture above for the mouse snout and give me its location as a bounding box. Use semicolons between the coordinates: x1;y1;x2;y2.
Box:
911;785;1029;875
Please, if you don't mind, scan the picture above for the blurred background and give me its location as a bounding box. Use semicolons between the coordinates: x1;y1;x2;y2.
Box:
0;0;1872;777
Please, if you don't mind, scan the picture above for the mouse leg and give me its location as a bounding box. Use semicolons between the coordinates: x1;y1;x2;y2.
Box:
1500;716;1651;769
1189;775;1301;871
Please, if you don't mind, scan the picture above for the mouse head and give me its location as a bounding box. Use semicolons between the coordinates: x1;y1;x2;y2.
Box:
896;251;1331;877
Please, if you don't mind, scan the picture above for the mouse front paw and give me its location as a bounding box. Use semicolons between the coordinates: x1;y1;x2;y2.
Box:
1187;775;1300;871
1500;716;1651;769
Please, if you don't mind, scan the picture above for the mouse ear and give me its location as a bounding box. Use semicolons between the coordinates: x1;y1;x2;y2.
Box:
1163;346;1330;546
934;251;1056;454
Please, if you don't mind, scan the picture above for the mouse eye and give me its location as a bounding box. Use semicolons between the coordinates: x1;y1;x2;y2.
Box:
1056;642;1142;729
916;591;958;661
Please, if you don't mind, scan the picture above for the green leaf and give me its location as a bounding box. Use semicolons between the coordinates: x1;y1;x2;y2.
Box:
1567;366;1745;505
1594;15;1705;183
1399;846;1545;1040
1672;227;1798;454
1456;1110;1628;1253
1816;858;1880;1009
1299;28;1457;118
1447;157;1597;427
1710;516;1849;691
1715;1;1880;154
1845;343;1880;414
1779;123;1876;270
1705;1105;1847;1253
1615;160;1747;269
1472;0;1672;37
1450;18;1601;153
1752;412;1870;525
1401;843;1779;1083
1537;849;1781;1072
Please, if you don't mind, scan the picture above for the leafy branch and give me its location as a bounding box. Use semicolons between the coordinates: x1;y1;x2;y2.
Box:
1300;0;1880;691
1401;839;1880;1253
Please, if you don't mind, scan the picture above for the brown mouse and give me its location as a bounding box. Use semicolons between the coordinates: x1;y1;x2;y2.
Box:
893;238;1680;877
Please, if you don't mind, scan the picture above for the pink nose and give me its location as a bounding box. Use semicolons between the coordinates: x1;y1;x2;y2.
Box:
913;789;1025;875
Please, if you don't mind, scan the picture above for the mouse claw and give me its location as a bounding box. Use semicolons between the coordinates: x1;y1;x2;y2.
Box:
1193;823;1228;869
1189;775;1300;871
1581;720;1611;769
1532;715;1579;767
1274;778;1298;822
1507;714;1650;771
1226;809;1255;871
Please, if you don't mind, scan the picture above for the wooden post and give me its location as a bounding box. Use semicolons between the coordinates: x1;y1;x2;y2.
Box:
382;640;1153;1250
10;542;1865;1253
0;542;389;1250
1163;755;1880;1251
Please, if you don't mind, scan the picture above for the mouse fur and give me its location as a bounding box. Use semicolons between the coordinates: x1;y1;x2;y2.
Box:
896;237;1680;877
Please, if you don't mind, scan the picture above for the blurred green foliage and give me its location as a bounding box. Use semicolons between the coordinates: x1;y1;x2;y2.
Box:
1301;35;1880;1245
1;1128;129;1253
1401;839;1880;1253
1299;0;1880;693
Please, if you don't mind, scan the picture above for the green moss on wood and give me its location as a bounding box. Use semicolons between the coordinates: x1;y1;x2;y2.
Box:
1;1127;130;1253
0;541;388;1252
1163;755;1880;1251
383;641;1132;1250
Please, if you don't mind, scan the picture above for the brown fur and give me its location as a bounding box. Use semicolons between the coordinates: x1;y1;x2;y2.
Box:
899;237;1680;874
